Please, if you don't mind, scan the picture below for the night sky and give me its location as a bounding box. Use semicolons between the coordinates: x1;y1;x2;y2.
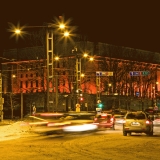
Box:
1;0;160;55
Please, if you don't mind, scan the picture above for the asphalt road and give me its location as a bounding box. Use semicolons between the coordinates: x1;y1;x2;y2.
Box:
1;124;160;160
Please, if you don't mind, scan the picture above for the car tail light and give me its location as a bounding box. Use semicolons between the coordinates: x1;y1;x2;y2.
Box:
146;120;150;124
94;118;97;121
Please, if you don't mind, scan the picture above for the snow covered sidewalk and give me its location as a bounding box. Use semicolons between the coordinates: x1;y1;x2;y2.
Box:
0;120;35;141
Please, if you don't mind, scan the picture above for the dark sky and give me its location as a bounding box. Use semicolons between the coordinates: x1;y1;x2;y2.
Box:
1;0;160;54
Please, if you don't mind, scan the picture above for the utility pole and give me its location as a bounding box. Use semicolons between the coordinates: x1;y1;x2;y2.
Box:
96;75;101;102
55;75;58;111
10;93;14;119
75;49;81;111
72;47;81;111
21;92;23;120
0;73;4;122
46;28;54;112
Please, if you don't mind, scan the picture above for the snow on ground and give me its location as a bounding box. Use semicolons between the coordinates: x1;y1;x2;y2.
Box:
0;120;35;141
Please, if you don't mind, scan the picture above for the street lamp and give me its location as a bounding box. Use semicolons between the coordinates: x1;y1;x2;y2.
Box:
0;73;4;122
9;18;70;112
73;49;94;111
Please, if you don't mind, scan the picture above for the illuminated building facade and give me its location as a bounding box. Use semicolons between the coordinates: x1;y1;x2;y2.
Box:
2;42;160;113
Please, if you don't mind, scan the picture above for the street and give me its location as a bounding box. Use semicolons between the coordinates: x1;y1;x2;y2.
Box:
0;124;160;160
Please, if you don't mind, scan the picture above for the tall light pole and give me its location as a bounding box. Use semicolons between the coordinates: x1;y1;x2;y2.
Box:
45;27;69;111
0;73;4;122
72;49;94;111
46;27;54;111
9;18;70;112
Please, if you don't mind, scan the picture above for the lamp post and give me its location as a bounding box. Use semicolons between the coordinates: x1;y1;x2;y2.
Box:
72;49;94;111
0;73;4;122
10;19;70;112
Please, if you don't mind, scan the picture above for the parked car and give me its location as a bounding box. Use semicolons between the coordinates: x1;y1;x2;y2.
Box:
93;113;115;130
123;111;153;136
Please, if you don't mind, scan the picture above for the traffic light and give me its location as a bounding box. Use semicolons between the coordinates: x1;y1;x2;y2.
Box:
79;97;84;104
98;102;103;108
80;97;84;101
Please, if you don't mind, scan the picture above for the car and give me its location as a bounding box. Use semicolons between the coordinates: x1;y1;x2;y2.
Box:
20;113;67;134
60;112;95;124
114;114;124;124
145;108;160;115
123;111;153;136
61;112;98;133
153;114;160;126
93;113;115;130
114;109;127;115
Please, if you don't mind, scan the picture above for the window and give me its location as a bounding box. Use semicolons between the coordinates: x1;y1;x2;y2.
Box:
41;80;44;87
57;62;60;68
21;74;23;78
62;61;65;67
136;113;145;119
26;74;28;78
36;80;38;87
31;81;33;87
126;113;136;119
26;81;28;88
126;113;146;119
20;81;23;88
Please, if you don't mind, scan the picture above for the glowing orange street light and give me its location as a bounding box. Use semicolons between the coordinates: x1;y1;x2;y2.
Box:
59;24;65;29
81;73;85;77
64;31;70;37
54;56;60;61
83;53;88;58
89;56;94;61
15;29;21;34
